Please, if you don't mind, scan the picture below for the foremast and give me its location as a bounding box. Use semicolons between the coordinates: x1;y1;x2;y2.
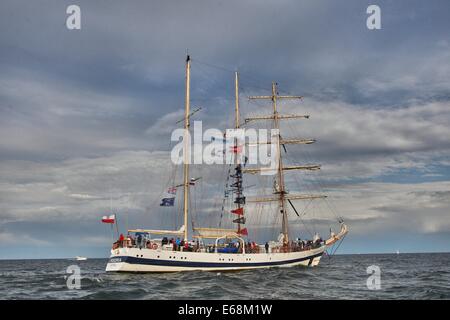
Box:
247;83;323;246
271;83;289;244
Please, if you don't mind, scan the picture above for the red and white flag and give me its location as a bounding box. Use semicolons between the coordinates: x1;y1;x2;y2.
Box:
167;186;177;194
101;214;115;224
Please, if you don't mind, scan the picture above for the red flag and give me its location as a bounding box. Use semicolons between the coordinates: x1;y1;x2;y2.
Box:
101;214;115;224
238;228;248;236
231;207;244;215
230;145;243;154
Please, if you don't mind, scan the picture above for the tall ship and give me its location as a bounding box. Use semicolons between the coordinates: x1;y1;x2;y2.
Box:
105;55;348;272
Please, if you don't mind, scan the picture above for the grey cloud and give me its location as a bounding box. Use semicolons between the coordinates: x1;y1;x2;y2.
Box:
1;0;450;256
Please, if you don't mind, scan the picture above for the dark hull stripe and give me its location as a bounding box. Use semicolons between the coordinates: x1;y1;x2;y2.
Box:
108;252;323;268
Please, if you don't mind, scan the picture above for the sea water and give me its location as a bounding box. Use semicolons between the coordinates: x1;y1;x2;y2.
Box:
0;253;448;299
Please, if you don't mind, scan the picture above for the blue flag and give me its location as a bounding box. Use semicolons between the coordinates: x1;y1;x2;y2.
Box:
160;197;175;206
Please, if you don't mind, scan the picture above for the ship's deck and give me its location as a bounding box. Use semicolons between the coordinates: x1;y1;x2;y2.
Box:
111;238;324;254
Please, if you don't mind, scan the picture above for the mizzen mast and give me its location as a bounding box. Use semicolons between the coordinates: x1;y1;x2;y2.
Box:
183;55;191;242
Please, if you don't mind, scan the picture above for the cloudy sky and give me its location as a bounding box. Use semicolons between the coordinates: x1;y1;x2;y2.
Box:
0;0;449;258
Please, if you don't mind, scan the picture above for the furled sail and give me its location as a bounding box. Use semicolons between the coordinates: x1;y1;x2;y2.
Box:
193;227;240;239
128;225;185;236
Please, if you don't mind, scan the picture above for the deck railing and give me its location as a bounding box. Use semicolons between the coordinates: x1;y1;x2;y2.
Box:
112;238;324;253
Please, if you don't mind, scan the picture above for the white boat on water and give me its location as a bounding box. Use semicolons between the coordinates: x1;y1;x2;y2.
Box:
105;55;348;273
76;256;87;261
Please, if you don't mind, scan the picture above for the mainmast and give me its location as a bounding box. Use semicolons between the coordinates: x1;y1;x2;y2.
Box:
183;55;191;241
247;83;324;246
235;72;240;130
233;71;244;233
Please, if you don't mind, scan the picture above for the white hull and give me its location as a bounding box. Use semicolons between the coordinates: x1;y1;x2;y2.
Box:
105;246;326;272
